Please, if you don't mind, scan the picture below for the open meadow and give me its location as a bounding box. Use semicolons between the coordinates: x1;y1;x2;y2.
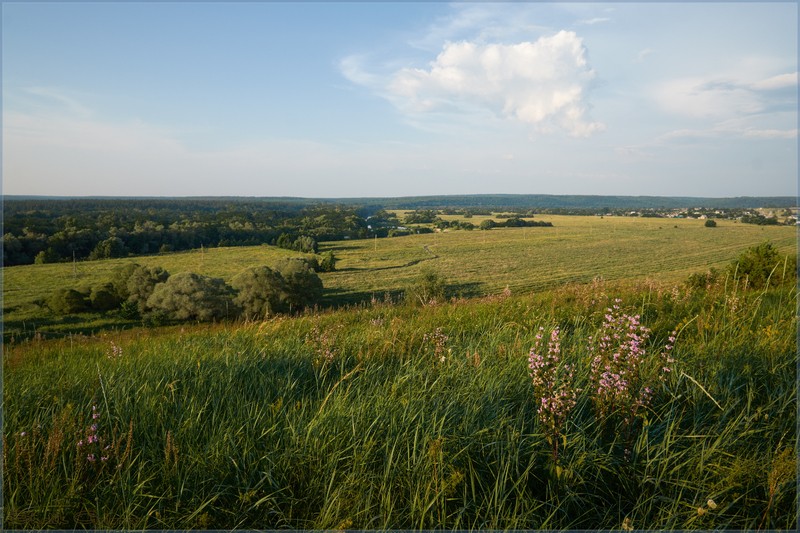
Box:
3;214;796;339
2;214;797;529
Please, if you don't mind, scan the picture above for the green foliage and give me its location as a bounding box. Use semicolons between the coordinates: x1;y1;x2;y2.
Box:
34;248;60;264
231;266;289;319
89;283;122;311
47;288;89;314
275;258;324;311
146;272;237;321
729;241;794;288
110;263;141;301
126;265;170;313
294;235;318;254
705;219;717;227
686;267;720;291
479;219;496;230
407;269;447;305
318;251;337;272
276;233;319;254
119;300;140;319
88;237;128;260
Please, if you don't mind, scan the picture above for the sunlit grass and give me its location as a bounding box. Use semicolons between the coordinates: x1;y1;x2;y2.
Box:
3;215;794;340
4;277;796;529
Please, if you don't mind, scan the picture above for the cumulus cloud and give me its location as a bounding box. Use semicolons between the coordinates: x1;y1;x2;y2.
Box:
386;31;604;137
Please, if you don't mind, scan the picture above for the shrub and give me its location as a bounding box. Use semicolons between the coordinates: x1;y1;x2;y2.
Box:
48;288;89;314
479;219;496;230
146;272;237;321
275;258;324;311
730;241;794;288
110;263;141;301
34;248;60;264
294;235;318;254
318;251;337;272
407;269;447;305
89;283;121;311
119;300;140;319
231;266;289;319
126;265;170;313
686;267;720;291
704;219;717;227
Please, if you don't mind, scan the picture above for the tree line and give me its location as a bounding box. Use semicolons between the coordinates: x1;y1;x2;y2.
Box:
2;199;384;266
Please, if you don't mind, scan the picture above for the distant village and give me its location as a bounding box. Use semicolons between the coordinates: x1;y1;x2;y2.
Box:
607;206;798;225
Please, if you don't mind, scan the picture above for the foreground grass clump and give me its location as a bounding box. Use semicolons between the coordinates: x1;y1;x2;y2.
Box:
3;279;797;529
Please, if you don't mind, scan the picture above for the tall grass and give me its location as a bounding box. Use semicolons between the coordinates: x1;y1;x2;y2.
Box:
3;277;796;529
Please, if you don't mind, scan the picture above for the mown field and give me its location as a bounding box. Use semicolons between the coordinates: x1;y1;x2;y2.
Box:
2;214;797;529
2;214;796;339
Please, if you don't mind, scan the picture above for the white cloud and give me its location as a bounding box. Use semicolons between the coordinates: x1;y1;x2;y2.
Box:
386;31;604;137
576;17;611;26
654;77;764;119
338;55;380;88
750;71;798;91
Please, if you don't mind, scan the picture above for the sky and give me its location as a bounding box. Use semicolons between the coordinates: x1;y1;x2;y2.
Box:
2;1;798;198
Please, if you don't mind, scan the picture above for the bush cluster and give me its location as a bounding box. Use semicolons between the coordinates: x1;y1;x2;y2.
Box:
46;257;325;323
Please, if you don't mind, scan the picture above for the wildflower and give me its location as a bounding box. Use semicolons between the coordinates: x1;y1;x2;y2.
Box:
622;517;633;531
101;456;109;462
87;453;97;462
707;499;717;510
19;431;27;437
77;440;84;447
589;300;676;423
423;327;449;361
697;507;707;516
528;327;577;462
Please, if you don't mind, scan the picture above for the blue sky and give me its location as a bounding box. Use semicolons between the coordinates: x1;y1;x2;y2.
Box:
2;2;797;198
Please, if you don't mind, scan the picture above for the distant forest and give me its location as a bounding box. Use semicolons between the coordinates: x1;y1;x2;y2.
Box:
2;194;796;266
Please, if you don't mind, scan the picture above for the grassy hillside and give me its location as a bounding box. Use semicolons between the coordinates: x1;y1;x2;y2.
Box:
3;278;796;529
2;214;796;340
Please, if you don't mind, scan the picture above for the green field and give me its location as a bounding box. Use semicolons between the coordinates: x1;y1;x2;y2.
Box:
3;214;796;339
2;214;797;529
